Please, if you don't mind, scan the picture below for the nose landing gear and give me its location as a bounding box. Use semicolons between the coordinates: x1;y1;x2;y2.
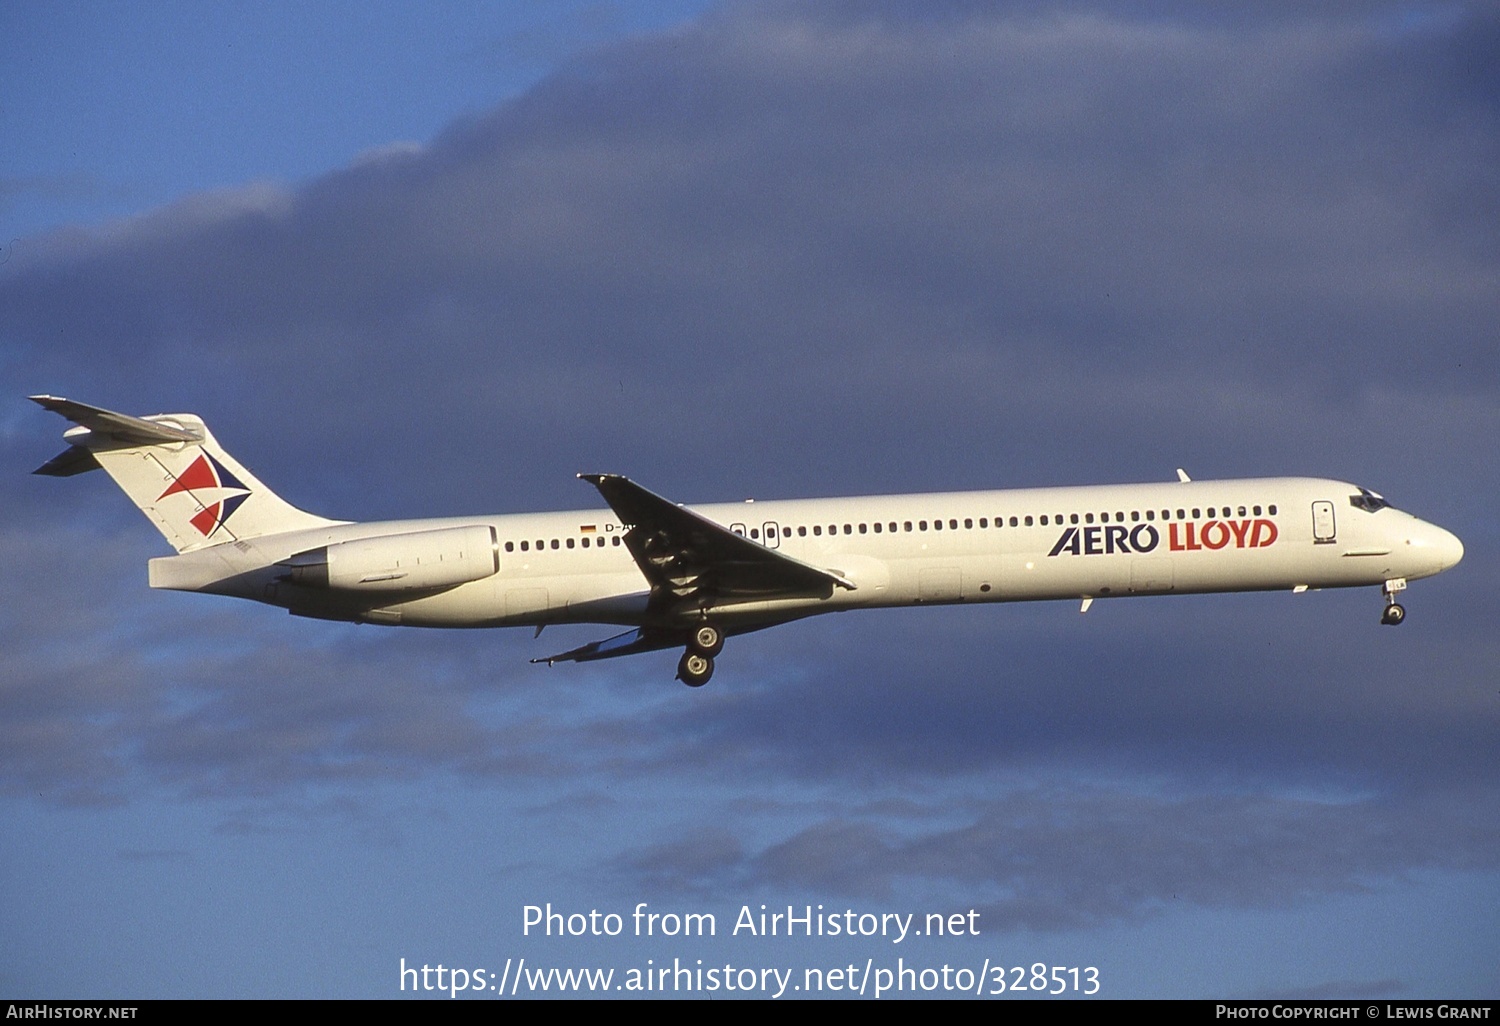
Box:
1381;578;1407;626
676;623;725;687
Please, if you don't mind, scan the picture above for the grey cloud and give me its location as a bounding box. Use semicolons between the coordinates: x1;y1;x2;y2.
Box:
641;593;1500;793
620;786;1500;930
1267;978;1408;1000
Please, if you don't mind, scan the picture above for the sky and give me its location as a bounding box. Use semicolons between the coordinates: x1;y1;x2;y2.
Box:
3;0;1497;1000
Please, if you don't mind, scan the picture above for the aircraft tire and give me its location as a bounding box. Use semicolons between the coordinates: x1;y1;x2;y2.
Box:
690;624;725;657
1381;603;1406;626
678;652;714;687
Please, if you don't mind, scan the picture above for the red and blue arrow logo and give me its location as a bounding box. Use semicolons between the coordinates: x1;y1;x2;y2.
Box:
157;452;250;537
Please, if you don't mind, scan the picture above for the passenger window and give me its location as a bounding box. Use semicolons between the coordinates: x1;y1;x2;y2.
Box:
1085;513;1094;524
550;539;559;550
1009;516;1019;527
1040;515;1048;526
889;522;897;532
566;538;574;549
751;528;759;539
964;518;973;529
979;518;988;528
520;541;529;552
1269;505;1277;515
798;526;807;537
933;519;942;531
1192;509;1201;519
859;523;868;534
813;525;822;536
505;541;515;552
1024;515;1034;527
1145;510;1154;521
1130;511;1140;522
1253;505;1262;516
1070;514;1079;525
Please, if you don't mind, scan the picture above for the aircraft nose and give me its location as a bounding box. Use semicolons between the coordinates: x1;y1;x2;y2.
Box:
1434;525;1464;571
1410;521;1464;574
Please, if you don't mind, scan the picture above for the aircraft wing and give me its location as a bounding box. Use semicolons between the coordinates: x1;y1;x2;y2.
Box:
532;626;687;665
532;620;794;666
580;474;856;604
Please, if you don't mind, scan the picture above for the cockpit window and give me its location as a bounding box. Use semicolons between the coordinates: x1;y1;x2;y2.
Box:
1350;487;1389;513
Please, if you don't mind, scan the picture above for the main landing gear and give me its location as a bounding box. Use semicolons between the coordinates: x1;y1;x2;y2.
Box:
676;623;724;687
1381;578;1407;627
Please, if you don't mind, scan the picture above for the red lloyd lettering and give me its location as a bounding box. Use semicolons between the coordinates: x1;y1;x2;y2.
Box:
1167;519;1278;551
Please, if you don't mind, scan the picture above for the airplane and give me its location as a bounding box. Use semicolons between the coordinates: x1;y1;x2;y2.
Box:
31;395;1464;687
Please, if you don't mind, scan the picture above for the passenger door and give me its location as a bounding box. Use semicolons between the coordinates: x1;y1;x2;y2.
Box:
1312;500;1336;544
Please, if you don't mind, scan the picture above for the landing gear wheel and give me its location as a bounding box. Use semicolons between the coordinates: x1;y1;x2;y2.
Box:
678;651;714;687
1381;602;1406;626
689;623;724;657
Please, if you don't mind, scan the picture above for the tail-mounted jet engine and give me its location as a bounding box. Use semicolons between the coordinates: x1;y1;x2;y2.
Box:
279;524;498;593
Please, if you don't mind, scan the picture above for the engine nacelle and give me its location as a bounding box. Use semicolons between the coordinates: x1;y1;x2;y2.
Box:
281;525;498;593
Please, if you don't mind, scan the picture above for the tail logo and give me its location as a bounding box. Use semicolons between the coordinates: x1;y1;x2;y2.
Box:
157;452;250;537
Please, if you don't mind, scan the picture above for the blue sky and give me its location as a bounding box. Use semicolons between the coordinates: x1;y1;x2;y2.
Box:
3;0;1497;1000
2;1;711;238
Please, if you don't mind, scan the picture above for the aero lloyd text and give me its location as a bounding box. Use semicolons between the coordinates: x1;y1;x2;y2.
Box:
1048;519;1279;558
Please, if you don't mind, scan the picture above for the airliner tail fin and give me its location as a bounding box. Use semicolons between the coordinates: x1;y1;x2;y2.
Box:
31;395;340;552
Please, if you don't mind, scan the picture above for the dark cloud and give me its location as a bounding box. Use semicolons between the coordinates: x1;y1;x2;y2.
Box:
4;1;1493;508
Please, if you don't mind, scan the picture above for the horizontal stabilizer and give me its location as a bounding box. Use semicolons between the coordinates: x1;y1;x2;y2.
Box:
33;446;102;477
30;395;203;447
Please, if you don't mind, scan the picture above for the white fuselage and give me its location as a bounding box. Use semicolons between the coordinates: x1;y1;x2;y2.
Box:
149;476;1464;631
